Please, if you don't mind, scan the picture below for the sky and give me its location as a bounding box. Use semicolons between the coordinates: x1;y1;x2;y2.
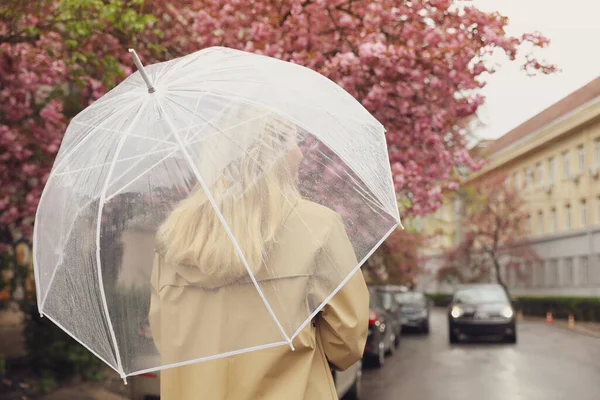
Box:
466;0;600;140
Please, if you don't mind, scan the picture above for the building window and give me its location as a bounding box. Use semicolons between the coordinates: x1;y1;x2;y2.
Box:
550;208;557;233
535;163;543;188
537;212;544;235
578;145;585;173
514;171;520;190
546;260;558;287
504;175;511;189
595;139;600;167
563;151;570;179
533;262;541;287
534;261;544;287
548;157;556;184
525;167;533;191
592;257;600;284
563;258;574;286
578;256;589;286
581;200;588;227
565;204;572;230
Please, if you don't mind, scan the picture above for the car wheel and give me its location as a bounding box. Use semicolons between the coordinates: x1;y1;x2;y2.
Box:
504;333;517;344
386;334;395;356
422;321;430;335
345;361;362;400
449;330;459;344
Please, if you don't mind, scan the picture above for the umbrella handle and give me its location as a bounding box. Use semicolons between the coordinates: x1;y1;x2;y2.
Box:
128;48;156;94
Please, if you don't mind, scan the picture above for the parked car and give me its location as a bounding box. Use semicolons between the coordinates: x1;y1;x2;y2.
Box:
394;291;431;334
447;283;517;344
130;328;363;400
370;285;406;345
331;360;362;399
364;287;396;367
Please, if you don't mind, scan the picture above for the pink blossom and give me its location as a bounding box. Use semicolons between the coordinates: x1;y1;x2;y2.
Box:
0;0;556;251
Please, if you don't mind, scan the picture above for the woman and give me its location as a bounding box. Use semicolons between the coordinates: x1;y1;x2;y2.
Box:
149;104;369;400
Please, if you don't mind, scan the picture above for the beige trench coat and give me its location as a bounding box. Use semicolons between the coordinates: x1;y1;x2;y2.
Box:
149;200;369;400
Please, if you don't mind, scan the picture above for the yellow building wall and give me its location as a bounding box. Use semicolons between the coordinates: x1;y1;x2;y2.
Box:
421;193;459;255
465;99;600;237
496;116;600;238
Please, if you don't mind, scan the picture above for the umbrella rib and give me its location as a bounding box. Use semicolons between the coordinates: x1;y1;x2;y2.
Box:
35;102;142;314
183;110;353;283
105;95;212;197
42;312;121;375
186;120;354;315
105;148;179;202
181;92;207;143
127;134;177;146
53;147;176;177
47;102;139;177
155;96;295;351
105;133;178;194
291;223;399;341
168;89;390;216
93;98;151;378
185;111;272;147
183;99;235;144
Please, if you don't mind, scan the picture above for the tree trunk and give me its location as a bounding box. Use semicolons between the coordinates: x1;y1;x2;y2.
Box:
493;257;511;298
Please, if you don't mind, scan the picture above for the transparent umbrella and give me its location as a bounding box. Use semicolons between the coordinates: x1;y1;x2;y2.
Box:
33;47;401;381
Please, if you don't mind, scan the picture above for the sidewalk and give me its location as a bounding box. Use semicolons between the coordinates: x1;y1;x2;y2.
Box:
40;384;129;400
522;314;600;338
0;307;26;360
1;307;129;400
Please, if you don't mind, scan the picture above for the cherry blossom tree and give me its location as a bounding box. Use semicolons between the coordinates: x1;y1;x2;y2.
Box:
143;0;557;216
0;0;157;252
1;0;556;255
439;181;539;295
365;227;426;287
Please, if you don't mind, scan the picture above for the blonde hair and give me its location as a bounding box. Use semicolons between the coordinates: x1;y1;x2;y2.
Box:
156;106;302;281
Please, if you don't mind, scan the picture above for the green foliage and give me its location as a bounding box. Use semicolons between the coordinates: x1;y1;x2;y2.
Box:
22;299;105;384
516;296;600;322
425;293;453;307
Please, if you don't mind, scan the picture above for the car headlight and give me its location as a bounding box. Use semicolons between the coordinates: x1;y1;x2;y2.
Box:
501;306;514;319
450;306;463;319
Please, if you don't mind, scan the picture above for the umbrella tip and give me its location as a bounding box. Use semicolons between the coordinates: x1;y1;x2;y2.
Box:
128;48;156;94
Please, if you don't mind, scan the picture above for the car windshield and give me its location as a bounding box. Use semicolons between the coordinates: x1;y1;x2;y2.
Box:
454;286;508;304
394;292;425;305
379;292;394;310
369;288;383;308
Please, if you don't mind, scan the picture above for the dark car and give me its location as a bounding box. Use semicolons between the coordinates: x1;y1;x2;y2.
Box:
370;286;405;347
364;287;396;367
394;291;431;334
447;284;517;344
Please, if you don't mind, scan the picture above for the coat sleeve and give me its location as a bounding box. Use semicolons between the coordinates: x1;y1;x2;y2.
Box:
148;253;162;353
313;214;369;371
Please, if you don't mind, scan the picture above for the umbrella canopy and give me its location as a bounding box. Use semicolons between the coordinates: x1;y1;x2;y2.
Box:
33;47;400;380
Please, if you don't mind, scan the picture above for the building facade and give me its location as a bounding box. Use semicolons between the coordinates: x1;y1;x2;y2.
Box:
420;77;600;296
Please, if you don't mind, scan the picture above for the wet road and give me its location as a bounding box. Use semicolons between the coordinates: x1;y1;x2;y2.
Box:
360;309;600;400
